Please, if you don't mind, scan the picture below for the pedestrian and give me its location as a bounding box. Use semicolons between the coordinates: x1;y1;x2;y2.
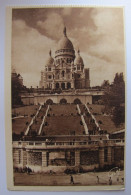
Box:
94;167;96;173
96;176;99;184
109;177;112;185
122;177;124;184
70;175;74;184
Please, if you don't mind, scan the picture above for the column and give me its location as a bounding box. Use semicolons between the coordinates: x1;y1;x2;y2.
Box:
71;81;74;89
65;82;67;89
52;82;55;89
22;149;27;167
107;146;112;165
13;149;19;166
111;147;114;164
75;150;80;166
42;151;47;167
99;148;104;168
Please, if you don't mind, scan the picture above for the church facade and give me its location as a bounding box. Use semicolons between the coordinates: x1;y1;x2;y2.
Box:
39;27;90;90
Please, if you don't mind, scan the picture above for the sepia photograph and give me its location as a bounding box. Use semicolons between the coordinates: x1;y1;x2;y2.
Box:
6;6;125;190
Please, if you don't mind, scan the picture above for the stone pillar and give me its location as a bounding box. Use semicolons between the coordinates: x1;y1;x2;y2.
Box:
23;149;27;167
42;151;47;167
111;147;114;164
65;82;67;89
71;81;74;89
52;82;55;89
75;150;80;166
13;149;19;166
99;148;104;168
107;146;112;165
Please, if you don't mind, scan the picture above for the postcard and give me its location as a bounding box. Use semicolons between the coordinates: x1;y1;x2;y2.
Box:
5;6;125;191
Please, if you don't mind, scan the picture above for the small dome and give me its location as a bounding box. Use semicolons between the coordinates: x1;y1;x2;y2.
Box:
56;27;74;51
46;50;54;65
76;56;84;64
75;49;84;64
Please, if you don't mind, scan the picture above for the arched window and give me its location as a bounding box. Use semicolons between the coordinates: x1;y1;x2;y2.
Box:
62;71;65;77
77;65;80;70
46;99;53;105
48;75;52;79
61;83;65;90
60;98;67;104
56;83;59;89
67;82;71;89
74;98;82;104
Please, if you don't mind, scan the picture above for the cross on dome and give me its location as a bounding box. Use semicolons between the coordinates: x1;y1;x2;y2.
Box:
63;26;67;37
49;49;52;56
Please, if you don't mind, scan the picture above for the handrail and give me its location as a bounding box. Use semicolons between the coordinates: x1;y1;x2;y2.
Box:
38;105;50;135
85;104;101;131
13;139;124;146
78;104;89;135
24;105;42;135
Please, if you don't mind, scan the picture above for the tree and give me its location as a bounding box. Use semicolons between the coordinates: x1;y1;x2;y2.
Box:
102;73;125;126
101;80;110;89
12;74;23;106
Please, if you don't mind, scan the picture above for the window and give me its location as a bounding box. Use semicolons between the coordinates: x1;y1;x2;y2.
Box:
77;65;80;70
62;71;65;77
48;75;52;79
48;67;51;71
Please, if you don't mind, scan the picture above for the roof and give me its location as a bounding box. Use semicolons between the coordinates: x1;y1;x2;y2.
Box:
75;49;84;64
56;27;74;51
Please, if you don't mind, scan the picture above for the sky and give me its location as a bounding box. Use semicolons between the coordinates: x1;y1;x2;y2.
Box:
11;7;125;87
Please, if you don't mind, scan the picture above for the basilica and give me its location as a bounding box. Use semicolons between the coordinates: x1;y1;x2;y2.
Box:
39;27;90;90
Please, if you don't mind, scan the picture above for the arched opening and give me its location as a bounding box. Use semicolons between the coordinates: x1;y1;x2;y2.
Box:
62;70;65;77
61;83;65;90
74;98;82;104
56;83;59;89
67;82;71;89
46;99;53;105
60;98;67;104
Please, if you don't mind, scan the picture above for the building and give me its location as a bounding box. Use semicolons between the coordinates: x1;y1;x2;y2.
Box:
39;27;90;90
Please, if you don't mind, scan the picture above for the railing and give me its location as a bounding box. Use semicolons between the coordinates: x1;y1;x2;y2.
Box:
85;104;101;131
77;104;89;135
38;105;50;135
24;104;42;135
13;139;124;148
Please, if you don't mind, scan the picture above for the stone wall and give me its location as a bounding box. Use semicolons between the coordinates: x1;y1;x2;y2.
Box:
21;94;92;105
13;145;124;173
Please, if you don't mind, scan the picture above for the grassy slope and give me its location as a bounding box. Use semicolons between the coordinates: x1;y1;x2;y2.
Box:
88;104;125;134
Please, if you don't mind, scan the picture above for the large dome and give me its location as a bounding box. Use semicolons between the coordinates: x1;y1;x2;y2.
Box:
57;36;74;50
56;27;74;51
